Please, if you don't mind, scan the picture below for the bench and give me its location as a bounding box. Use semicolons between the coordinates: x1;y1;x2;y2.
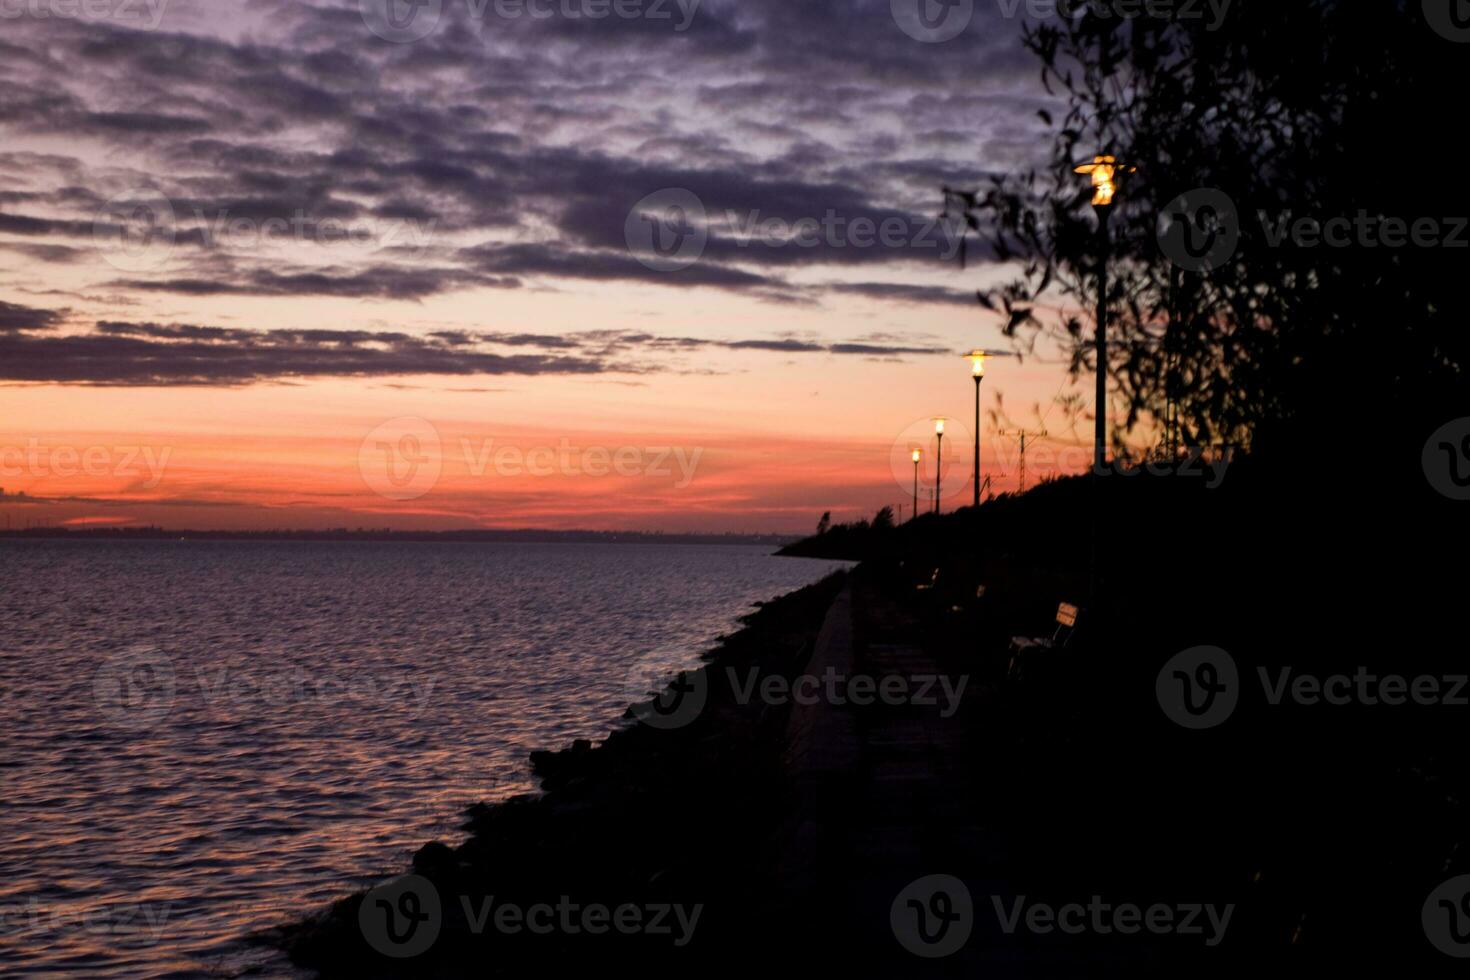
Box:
1007;602;1080;680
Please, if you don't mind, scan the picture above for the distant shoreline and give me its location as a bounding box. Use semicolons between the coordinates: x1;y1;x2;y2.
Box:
0;526;797;547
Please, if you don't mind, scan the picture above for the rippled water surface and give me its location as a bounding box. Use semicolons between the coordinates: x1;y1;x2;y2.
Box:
0;540;846;977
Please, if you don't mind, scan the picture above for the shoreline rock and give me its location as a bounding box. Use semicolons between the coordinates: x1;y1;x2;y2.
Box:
277;571;849;975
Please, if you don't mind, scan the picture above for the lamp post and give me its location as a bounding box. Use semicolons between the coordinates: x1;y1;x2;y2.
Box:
933;418;945;514
964;350;989;508
911;448;921;521
1073;155;1131;472
1074;154;1131;611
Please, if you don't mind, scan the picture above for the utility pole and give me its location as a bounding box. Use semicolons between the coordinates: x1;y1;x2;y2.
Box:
998;428;1048;494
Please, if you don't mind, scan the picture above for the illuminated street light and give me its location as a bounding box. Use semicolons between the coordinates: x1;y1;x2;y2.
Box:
1074;154;1133;611
933;417;946;514
1073;155;1133;470
911;448;921;522
964;350;992;508
1075;154;1123;207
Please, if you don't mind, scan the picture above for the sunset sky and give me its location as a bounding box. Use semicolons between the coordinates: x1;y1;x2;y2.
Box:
0;0;1102;533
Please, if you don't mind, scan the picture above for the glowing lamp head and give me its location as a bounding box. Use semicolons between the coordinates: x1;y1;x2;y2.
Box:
1075;155;1130;207
911;448;922;463
934;418;946;435
965;349;988;377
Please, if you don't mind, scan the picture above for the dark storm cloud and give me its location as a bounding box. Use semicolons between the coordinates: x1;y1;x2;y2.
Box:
827;282;978;305
0;319;610;386
0;300;64;332
0;307;951;385
0;1;1047;312
0;241;89;264
111;264;515;300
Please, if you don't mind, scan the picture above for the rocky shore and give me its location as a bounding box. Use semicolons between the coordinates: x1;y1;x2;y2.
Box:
278;571;850;976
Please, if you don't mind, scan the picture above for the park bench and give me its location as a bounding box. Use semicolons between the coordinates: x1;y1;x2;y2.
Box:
1007;602;1080;680
914;567;940;592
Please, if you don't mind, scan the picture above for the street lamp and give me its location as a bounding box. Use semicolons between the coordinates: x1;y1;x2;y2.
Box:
1074;154;1132;612
1073;155;1132;471
911;448;921;522
933;418;946;514
964;350;989;508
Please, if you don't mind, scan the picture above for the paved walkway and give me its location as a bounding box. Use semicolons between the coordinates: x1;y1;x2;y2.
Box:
778;582;1010;973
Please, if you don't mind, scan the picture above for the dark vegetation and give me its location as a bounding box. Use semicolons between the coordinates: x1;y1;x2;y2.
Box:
780;442;1466;972
943;0;1465;457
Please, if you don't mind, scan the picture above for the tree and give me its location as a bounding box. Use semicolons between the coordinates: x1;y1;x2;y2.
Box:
816;511;831;536
872;506;895;531
945;2;1467;455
